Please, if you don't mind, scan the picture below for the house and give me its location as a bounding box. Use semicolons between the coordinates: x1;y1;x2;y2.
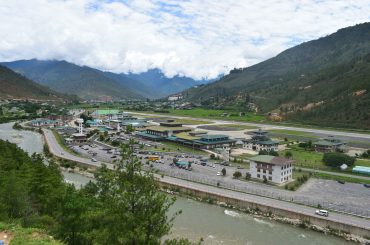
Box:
243;129;278;152
249;155;294;184
314;136;346;152
31;118;60;127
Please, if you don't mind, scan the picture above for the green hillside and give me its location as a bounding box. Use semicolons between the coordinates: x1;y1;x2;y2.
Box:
2;60;142;100
0;65;74;102
184;23;370;129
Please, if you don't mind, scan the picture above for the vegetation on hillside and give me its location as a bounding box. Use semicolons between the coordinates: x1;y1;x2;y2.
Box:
0;65;75;102
183;23;370;129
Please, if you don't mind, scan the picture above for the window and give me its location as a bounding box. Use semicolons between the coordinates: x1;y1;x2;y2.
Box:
257;174;260;178
269;171;272;175
263;170;266;174
268;176;272;181
257;168;260;172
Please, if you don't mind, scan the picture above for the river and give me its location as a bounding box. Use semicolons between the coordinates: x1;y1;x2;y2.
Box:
0;122;354;245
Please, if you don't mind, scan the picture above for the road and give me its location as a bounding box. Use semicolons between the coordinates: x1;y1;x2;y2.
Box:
43;129;113;169
43;128;370;231
130;112;370;140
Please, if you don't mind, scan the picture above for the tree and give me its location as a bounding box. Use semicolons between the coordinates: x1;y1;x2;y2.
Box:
94;143;178;244
245;172;251;180
221;168;226;176
285;151;293;159
233;171;242;179
125;124;134;134
323;152;356;167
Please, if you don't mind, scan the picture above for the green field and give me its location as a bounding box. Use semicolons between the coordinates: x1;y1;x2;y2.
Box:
0;222;62;245
313;172;370;185
282;145;370;172
268;129;319;139
159;108;265;122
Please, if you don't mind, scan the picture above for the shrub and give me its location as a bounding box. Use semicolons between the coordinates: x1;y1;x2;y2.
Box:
245;172;251;180
323;152;356;167
221;168;226;176
233;171;242;179
285;151;293;158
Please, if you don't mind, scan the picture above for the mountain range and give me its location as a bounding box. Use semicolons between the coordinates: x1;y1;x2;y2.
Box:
183;22;370;129
1;60;210;100
0;65;74;102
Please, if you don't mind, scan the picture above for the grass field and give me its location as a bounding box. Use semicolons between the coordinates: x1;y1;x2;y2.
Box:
268;129;319;139
0;222;62;245
313;172;370;185
162;108;265;122
170;118;212;125
282;145;370;173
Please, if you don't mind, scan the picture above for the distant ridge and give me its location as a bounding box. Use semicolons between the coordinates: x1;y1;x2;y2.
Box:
0;65;75;101
1;60;143;100
2;60;212;100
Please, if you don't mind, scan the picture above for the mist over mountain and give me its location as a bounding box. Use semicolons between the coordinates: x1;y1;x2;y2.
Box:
2;60;212;100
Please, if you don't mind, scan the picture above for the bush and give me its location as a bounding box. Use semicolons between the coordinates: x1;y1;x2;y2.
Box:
285;151;293;158
233;171;242;179
221;168;226;176
245;172;251;180
323;152;356;167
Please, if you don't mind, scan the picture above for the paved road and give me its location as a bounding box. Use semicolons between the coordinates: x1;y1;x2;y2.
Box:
130;112;370;140
43;129;113;169
43;128;370;231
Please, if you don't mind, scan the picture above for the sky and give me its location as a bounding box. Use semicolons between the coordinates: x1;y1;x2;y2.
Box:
1;0;370;80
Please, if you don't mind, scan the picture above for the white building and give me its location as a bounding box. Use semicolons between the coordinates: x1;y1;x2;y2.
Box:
168;94;183;101
249;155;294;184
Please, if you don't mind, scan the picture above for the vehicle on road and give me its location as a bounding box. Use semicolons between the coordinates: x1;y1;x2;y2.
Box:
91;158;97;162
337;180;345;184
315;210;329;217
217;172;221;176
363;183;370;188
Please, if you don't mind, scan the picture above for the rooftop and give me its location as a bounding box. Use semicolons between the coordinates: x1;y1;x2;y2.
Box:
146;126;191;133
174;132;201;141
249;155;294;166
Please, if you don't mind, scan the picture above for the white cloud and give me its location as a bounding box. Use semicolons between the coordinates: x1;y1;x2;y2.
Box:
0;0;369;79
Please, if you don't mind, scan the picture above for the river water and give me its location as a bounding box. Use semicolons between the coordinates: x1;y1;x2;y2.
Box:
0;122;354;245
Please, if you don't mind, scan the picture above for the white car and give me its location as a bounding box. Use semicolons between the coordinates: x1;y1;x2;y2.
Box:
91;158;97;162
315;209;329;217
217;172;221;176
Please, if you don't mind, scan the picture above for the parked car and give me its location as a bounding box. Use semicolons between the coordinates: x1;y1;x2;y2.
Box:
363;183;370;188
337;180;345;184
217;172;221;176
91;158;97;162
315;210;329;217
